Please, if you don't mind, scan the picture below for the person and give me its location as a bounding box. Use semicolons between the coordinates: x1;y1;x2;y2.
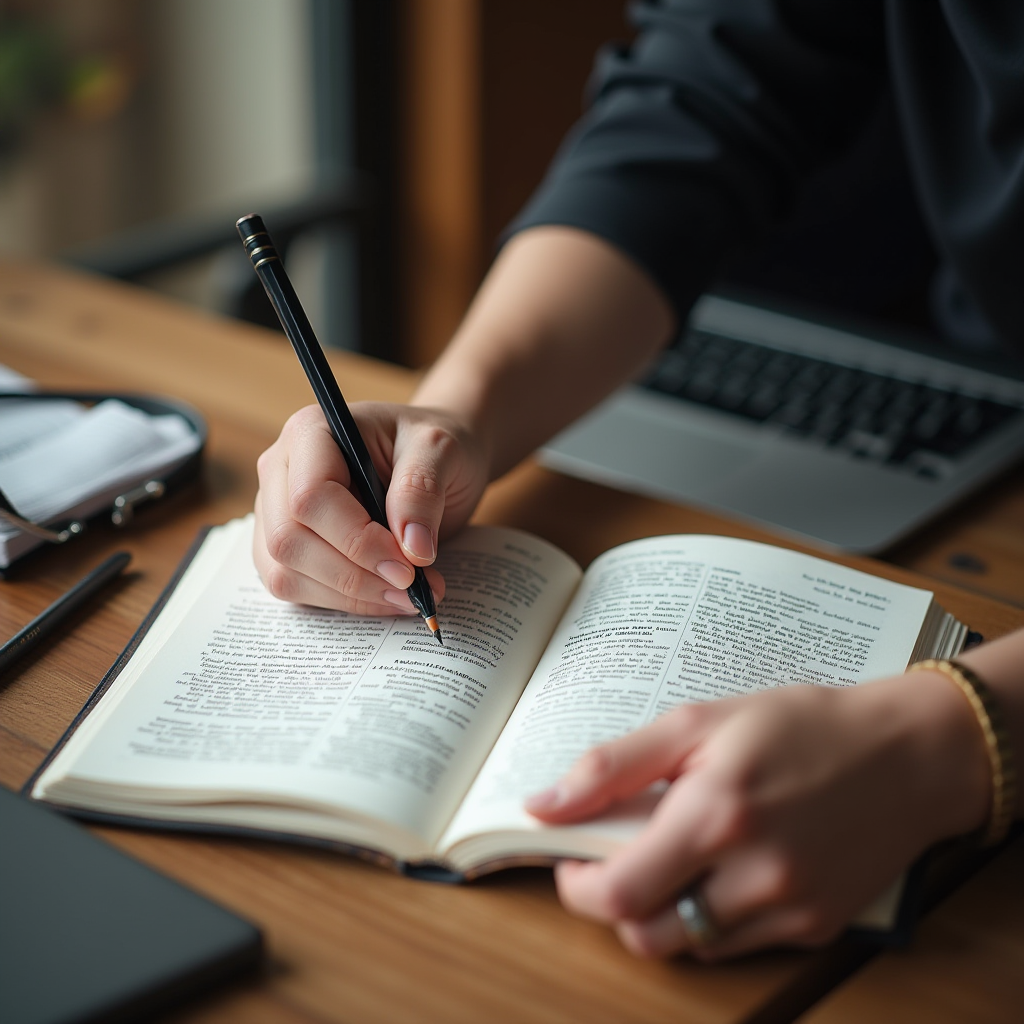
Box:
253;1;1024;958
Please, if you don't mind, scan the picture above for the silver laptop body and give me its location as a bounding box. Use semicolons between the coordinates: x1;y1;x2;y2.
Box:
540;296;1024;553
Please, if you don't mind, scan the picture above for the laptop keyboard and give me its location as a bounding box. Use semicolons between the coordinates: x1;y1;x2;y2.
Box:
641;331;1023;479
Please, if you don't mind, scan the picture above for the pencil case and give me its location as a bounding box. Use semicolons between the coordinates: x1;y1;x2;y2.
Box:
0;391;207;572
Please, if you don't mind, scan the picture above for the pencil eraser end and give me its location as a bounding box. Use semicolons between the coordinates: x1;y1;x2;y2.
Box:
235;213;266;239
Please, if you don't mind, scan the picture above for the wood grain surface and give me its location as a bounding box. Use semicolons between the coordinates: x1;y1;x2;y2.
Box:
1;260;1022;1024
799;837;1024;1024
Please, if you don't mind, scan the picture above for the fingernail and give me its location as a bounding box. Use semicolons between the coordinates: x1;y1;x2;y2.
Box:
377;560;414;589
525;785;565;813
403;522;435;561
383;589;417;613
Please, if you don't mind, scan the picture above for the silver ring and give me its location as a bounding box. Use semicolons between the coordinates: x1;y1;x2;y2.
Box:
676;887;720;947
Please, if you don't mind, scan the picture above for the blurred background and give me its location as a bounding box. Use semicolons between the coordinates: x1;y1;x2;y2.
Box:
0;0;628;367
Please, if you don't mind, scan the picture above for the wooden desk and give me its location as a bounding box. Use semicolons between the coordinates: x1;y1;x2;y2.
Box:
1;261;1022;1024
800;836;1024;1024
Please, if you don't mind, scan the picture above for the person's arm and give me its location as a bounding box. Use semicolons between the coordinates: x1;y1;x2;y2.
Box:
252;227;674;614
252;0;886;613
527;628;1024;959
413;227;675;476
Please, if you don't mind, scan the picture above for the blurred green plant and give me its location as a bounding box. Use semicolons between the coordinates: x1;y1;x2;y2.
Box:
0;14;133;163
0;19;61;157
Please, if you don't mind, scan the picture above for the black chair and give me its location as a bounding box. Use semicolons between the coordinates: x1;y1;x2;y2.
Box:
61;175;373;340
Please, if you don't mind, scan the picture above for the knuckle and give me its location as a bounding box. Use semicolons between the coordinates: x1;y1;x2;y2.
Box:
617;922;660;959
264;519;304;567
339;523;376;568
393;467;442;502
417;422;459;453
263;564;299;603
577;745;617;787
702;791;756;851
667;702;702;733
760;853;802;906
287;479;330;526
598;877;641;921
348;597;392;617
757;851;802;909
255;446;274;480
284;404;321;435
330;563;365;600
790;907;836;946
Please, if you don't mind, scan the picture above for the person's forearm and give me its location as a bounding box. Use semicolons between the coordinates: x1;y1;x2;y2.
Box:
412;226;675;480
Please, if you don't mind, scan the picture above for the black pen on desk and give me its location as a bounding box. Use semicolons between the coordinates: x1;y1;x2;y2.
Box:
235;213;443;645
0;551;131;679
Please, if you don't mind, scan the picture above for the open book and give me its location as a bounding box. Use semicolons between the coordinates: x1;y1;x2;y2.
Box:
31;517;966;929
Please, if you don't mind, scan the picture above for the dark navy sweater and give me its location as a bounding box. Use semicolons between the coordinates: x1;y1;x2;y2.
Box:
511;1;1024;351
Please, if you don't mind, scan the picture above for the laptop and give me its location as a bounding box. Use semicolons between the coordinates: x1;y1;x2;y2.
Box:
540;296;1024;553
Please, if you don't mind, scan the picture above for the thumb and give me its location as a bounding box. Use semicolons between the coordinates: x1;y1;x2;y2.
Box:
525;704;718;823
386;425;461;566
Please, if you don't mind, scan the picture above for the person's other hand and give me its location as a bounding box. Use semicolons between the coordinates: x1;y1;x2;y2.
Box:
527;676;990;959
253;402;488;615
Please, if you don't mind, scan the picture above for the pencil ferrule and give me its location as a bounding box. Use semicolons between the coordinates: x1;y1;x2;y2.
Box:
247;243;278;263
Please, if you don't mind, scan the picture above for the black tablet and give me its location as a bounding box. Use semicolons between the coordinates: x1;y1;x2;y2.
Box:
0;786;262;1024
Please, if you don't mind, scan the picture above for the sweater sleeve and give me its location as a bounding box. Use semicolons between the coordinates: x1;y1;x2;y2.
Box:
508;0;887;325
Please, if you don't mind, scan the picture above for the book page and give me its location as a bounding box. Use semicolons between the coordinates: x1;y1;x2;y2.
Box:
439;535;936;862
35;517;581;859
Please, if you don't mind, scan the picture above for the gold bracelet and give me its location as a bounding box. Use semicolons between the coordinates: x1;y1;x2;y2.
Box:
908;658;1017;847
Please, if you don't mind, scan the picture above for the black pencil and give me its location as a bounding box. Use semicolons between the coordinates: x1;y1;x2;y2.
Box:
236;213;442;645
0;550;131;680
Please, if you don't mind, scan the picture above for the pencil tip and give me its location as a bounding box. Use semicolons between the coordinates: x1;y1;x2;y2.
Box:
423;614;442;645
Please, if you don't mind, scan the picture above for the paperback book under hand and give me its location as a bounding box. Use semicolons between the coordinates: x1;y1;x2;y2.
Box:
30;516;966;929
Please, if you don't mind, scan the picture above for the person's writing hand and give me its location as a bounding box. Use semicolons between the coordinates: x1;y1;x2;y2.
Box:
527;678;989;959
253;402;488;615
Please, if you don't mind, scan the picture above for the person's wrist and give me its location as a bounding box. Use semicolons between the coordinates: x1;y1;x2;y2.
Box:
895;669;993;842
909;659;1018;846
411;376;501;480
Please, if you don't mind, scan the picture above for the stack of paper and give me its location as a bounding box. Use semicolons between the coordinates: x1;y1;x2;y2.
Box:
0;367;203;568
